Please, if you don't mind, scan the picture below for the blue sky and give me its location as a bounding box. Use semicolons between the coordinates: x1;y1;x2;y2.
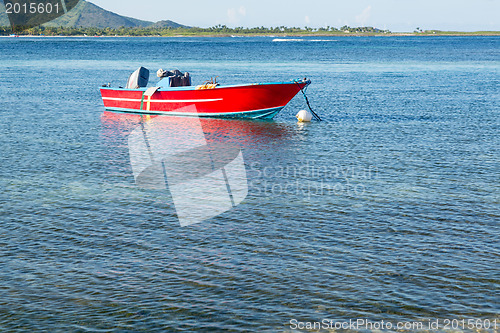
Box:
91;0;500;32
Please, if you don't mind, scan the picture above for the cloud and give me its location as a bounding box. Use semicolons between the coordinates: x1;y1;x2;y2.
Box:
238;6;246;16
305;15;311;24
356;6;372;26
227;6;246;25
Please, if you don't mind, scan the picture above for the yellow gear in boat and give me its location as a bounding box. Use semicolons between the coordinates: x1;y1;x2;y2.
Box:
195;84;218;90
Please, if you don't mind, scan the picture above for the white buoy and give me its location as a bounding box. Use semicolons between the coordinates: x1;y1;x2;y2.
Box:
296;110;312;122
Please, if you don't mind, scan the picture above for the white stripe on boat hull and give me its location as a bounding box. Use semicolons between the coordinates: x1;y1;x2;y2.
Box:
102;97;223;103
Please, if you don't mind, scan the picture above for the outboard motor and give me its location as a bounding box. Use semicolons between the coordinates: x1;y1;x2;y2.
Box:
126;67;150;89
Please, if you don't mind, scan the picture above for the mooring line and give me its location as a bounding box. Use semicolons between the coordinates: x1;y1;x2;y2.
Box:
295;81;322;121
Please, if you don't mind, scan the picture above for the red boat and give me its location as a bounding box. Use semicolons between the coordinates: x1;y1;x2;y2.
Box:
100;67;310;119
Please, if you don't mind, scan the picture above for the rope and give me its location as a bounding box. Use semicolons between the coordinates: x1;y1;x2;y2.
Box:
295;81;322;121
139;91;146;110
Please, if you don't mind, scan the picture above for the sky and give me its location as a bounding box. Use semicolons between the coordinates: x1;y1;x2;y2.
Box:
90;0;500;32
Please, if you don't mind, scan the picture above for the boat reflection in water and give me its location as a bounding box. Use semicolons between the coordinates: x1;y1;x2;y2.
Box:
101;109;292;226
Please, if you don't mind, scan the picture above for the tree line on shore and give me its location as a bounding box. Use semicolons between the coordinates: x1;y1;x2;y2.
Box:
0;25;391;36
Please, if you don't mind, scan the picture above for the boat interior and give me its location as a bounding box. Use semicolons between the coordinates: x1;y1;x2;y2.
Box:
126;67;192;89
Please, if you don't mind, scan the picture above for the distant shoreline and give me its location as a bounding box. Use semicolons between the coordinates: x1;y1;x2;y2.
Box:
1;25;499;38
2;32;500;38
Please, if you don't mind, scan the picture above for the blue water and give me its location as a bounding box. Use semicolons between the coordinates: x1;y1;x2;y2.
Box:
0;36;498;332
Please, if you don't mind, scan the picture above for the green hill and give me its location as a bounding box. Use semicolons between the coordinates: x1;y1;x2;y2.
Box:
0;2;8;27
152;20;189;29
0;0;187;29
45;1;153;28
